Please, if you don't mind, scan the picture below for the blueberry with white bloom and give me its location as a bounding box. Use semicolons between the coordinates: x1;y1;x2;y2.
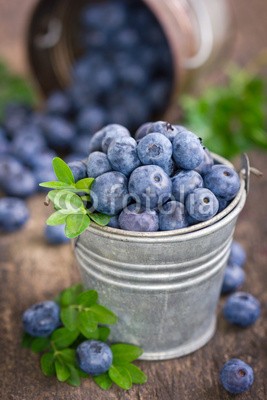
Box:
220;359;254;394
147;121;181;142
0;197;29;232
68;160;87;182
194;149;214;175
221;264;245;294
204;165;240;201
172;170;203;203
223;292;260;327
88;128;109;154
76;340;113;376
137;132;172;171
159;201;188;231
23;300;61;337
135;122;152;142
119;203;159;232
87;151;112;178
172;130;205;170
107;136;141;176
101;124;130;153
91;171;129;215
128;165;172;209
185;188;219;222
228;241;246;268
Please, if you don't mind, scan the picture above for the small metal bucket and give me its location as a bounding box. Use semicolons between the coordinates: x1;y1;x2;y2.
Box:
74;155;248;360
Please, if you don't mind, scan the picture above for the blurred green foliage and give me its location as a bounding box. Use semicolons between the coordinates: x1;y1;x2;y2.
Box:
181;66;267;158
0;61;36;119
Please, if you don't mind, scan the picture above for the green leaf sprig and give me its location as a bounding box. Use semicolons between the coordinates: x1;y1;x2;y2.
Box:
180;64;267;159
22;284;147;390
40;157;110;238
0;60;36;120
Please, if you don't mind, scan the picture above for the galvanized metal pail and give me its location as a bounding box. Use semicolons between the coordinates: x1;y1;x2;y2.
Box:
74;155;248;360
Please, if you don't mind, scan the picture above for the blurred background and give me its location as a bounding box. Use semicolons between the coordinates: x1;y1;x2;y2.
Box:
0;0;266;160
0;2;267;398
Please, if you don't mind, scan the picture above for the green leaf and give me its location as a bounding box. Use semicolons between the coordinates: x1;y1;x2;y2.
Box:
59;284;83;307
40;352;55;377
51;328;79;349
111;344;143;364
77;326;109;341
98;327;111;342
39;181;75;190
55;359;70;382
125;364;147;384
89;213;111;226
108;365;132;390
78;369;89;378
65;214;91;238
180;64;267;159
93;372;113;390
31;337;50;353
80;328;100;340
66;365;81;387
52;157;75;184
90;304;118;325
47;190;60;203
78;310;98;336
52;191;84;211
59;349;76;365
75;178;94;190
0;61;36;119
77;290;98;307
46;211;67;226
57;349;76;366
21;332;34;349
60;307;79;331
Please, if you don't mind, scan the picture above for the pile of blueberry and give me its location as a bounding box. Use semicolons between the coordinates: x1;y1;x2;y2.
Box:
0;117;240;235
68;121;241;232
0;105;70;242
69;0;173;132
0;0;173;236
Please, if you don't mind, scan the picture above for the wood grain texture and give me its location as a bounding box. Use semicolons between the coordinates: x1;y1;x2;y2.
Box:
0;152;266;400
0;0;267;399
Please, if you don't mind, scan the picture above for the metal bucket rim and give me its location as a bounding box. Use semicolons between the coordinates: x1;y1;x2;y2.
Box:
79;153;246;242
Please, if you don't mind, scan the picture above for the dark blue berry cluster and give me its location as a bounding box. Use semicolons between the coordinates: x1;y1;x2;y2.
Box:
0;1;173;235
72;121;241;232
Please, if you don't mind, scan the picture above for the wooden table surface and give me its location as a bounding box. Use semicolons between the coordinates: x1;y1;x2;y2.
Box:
0;151;266;400
1;1;267;399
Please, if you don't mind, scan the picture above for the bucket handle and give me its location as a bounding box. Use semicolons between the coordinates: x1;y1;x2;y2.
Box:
34;18;62;49
240;153;263;194
184;0;214;69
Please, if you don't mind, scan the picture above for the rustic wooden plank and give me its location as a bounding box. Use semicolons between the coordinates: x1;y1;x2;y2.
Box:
0;151;266;400
1;0;267;398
